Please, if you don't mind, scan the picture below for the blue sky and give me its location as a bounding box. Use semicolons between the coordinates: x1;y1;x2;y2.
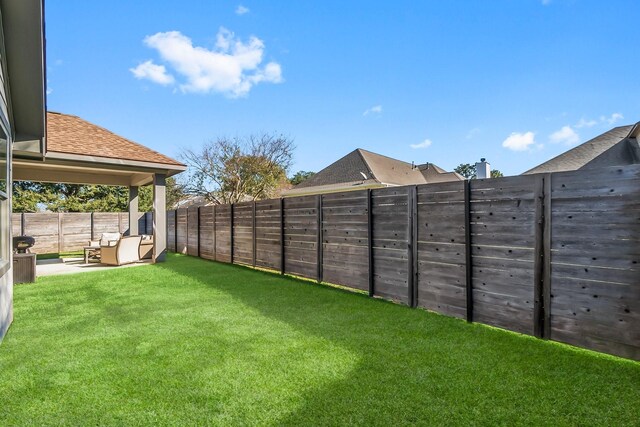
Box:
45;0;640;176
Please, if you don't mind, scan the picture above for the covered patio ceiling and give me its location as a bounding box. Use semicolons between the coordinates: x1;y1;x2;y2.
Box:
12;111;186;262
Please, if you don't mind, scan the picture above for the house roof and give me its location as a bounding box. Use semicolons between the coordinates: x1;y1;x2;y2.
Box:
523;124;638;175
287;148;461;195
46;111;185;167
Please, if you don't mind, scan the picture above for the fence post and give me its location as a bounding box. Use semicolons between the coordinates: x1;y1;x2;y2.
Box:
90;212;95;241
173;210;178;253
367;189;374;297
464;180;473;323
533;175;546;338
280;198;285;275
252;201;257;268
407;186;418;308
21;212;25;236
58;213;63;253
197;207;201;258
543;173;552;338
230;203;234;264
212;205;217;261
317;194;323;283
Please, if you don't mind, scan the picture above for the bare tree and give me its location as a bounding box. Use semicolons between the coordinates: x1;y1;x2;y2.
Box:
181;133;295;204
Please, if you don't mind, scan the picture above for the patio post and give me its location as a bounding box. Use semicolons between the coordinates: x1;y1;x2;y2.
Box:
128;186;139;236
153;173;167;262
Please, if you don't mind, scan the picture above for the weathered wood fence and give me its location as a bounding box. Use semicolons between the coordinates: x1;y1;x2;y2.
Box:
167;165;640;361
11;212;153;254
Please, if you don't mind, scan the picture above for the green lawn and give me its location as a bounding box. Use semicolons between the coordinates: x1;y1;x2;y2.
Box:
36;250;84;260
1;255;638;426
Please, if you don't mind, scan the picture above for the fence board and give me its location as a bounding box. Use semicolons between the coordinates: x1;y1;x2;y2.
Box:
215;205;232;263
187;208;199;257
548;165;640;359
11;213;22;237
167;210;176;252
416;181;466;318
254;200;281;270
176;209;188;254
469;175;537;335
198;207;215;260
23;213;59;254
371;186;409;303
60;213;92;252
283;196;317;279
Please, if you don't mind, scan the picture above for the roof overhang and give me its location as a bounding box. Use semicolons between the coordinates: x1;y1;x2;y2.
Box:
1;0;46;157
13;151;186;186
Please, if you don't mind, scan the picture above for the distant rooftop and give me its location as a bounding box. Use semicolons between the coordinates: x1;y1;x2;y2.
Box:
286;148;461;196
524;124;639;175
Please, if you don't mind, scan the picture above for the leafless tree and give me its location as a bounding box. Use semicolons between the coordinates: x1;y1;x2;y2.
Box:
181;133;295;204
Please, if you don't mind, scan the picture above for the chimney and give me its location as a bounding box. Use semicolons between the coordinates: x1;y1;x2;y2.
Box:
476;158;491;179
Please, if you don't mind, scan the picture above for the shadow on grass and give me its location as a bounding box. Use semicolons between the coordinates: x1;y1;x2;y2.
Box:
154;255;640;426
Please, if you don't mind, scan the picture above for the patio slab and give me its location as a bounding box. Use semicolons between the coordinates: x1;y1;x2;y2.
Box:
36;257;152;277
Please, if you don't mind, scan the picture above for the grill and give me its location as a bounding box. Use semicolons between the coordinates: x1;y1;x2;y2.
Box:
13;236;35;254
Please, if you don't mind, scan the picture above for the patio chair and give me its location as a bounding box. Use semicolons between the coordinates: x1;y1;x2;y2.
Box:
139;235;154;260
100;235;142;266
89;232;122;248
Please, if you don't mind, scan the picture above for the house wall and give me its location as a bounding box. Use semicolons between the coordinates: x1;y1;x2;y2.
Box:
0;8;12;340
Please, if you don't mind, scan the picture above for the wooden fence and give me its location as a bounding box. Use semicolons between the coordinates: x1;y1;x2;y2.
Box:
167;165;640;361
11;212;153;254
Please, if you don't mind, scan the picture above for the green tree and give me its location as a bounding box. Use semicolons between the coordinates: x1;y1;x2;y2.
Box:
454;163;476;179
12;178;184;213
289;170;315;186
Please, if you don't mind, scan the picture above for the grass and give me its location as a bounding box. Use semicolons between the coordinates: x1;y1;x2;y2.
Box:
0;254;638;426
36;250;83;260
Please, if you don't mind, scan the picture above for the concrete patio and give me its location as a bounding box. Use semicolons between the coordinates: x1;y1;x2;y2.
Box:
36;257;152;277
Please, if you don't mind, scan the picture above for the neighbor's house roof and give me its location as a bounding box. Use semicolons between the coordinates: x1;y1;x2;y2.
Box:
523;123;640;175
13;112;186;187
284;148;462;196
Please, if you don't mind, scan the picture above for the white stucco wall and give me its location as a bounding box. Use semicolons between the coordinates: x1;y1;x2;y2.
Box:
0;267;13;339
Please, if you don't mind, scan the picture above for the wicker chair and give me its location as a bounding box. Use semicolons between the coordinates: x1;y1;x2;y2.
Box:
101;235;142;266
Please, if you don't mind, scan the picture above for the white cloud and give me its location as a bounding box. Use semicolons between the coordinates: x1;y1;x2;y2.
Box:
466;127;481;139
410;139;432;149
130;60;175;85
363;105;382;116
133;28;282;97
602;112;623;125
574;118;597;128
502;131;536;151
550;125;580;145
235;5;250;15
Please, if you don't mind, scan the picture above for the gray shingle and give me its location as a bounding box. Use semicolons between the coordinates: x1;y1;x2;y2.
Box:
291;148;461;194
523;125;635;175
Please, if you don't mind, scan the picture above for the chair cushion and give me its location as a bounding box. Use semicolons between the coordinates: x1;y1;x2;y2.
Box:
100;232;121;247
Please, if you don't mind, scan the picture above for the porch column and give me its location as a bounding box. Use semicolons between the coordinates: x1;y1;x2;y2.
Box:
128;186;139;236
153;173;167;262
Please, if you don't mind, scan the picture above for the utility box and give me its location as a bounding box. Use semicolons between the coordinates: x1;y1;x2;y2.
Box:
13;253;36;284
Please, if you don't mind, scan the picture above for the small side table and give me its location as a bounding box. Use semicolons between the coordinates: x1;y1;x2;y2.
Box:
84;246;101;264
13;253;36;283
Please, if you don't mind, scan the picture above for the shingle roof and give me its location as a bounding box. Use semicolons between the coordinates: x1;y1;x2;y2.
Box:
46;111;185;167
523;125;636;175
291;148;461;193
